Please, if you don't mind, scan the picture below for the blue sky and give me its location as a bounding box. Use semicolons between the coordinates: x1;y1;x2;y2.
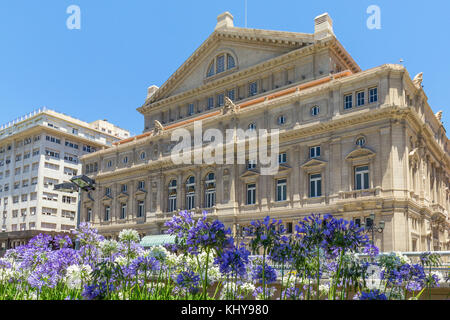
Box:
0;0;449;136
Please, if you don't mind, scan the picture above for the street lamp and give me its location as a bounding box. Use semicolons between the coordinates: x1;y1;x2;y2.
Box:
54;175;95;250
361;212;385;246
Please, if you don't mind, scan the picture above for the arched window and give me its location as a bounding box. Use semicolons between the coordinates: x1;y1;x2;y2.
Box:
311;106;320;116
186;176;195;210
206;53;237;78
205;173;216;208
168;180;177;212
356;137;366;147
277;115;286;125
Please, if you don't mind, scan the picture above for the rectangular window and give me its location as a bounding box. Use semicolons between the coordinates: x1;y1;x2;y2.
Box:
216;55;225;73
357;91;365;106
45;135;61;144
310;146;321;159
276;179;287;202
249;82;258;97
205;189;215;209
344;94;353;109
278;153;287;164
65;140;79;149
227;89;235;101
138;201;145;218
121;184;128;193
286;222;293;234
247;184;256;205
45;149;60;159
217;93;225;107
369;87;378;103
64;154;78;164
87;208;92;222
105;187;111;196
188;103;195;116
354;218;361;227
120;204;127;219
355;166;370;190
105;206;110;221
310;174;322;198
247;159;257;170
138;181;145;190
207;97;214;110
168;195;177;212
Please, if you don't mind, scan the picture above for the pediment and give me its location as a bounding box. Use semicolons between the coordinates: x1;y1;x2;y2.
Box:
135;188;147;196
102;194;113;202
301;159;327;171
345;147;376;162
84;192;95;204
240;169;260;179
278;164;292;172
117;192;129;201
143;29;314;105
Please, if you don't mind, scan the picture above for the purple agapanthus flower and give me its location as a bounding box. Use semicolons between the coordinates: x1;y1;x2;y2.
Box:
215;244;250;278
359;289;388;300
251;264;277;284
82;281;114;300
176;270;201;294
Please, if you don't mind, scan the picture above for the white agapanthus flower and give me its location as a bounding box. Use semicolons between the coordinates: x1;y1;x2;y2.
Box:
393;252;411;264
114;256;128;266
165;252;179;267
99;239;119;257
319;283;330;295
0;268;14;282
65;264;92;289
240;282;256;294
146;246;169;261
118;229;140;243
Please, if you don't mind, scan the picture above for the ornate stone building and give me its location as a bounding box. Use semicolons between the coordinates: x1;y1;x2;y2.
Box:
80;12;450;252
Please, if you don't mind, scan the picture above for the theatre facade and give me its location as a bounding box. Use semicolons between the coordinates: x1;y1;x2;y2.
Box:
80;12;450;252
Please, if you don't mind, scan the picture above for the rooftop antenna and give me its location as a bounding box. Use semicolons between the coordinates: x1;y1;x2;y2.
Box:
245;0;248;28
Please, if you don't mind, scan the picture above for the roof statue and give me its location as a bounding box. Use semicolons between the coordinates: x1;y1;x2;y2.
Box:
413;72;423;89
222;97;239;115
435;111;443;123
153;120;164;136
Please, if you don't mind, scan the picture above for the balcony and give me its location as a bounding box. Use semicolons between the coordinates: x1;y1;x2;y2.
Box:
338;188;380;200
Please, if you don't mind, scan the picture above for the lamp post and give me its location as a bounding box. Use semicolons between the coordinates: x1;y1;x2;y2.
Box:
54;175;95;250
361;212;385;247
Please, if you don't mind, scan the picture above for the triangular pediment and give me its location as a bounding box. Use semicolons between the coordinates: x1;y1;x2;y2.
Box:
102;194;113;202
278;164;292;172
143;28;315;105
345;147;376;162
135;188;147;196
240;169;260;179
301;158;327;171
117;192;129;201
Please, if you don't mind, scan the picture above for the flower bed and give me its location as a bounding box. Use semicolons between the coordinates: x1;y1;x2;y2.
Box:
0;212;447;300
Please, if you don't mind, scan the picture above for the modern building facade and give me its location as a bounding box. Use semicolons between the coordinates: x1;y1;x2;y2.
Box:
80;12;450;252
0;108;129;251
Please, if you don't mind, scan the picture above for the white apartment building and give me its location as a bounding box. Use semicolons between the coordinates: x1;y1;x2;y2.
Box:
0;107;129;251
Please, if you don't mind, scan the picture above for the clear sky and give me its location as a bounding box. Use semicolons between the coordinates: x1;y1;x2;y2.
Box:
0;0;449;136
